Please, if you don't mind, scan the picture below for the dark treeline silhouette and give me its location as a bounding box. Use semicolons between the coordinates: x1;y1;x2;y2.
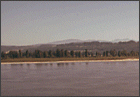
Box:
1;49;139;59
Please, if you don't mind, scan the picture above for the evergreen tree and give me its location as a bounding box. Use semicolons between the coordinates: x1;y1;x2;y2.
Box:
85;49;88;57
130;50;135;56
121;50;128;56
35;50;39;58
39;51;43;58
135;51;139;56
48;50;53;58
103;51;106;57
106;51;109;56
91;52;94;57
43;51;48;58
96;51;101;57
26;50;29;58
8;51;18;58
19;50;22;58
1;51;7;59
110;49;117;57
29;52;33;58
78;51;82;57
60;49;65;57
70;50;75;57
118;51;121;57
75;51;79;57
64;50;68;57
34;50;43;58
56;49;60;57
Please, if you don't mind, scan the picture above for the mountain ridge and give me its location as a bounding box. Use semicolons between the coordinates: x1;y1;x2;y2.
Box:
1;39;139;53
2;38;136;46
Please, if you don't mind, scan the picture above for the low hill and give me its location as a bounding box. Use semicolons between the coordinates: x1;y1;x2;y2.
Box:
1;40;139;54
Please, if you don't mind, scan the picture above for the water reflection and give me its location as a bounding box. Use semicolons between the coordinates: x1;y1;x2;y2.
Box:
11;64;18;66
26;64;30;68
35;63;43;65
50;63;53;66
86;62;88;65
57;63;64;67
57;63;60;66
65;63;69;65
20;64;23;66
35;63;43;68
11;64;19;69
71;62;75;65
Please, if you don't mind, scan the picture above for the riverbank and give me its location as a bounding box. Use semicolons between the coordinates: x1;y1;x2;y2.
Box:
1;57;139;64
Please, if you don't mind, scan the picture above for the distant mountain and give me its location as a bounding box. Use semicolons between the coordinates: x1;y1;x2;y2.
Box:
47;39;110;44
1;39;139;54
47;39;84;44
0;39;109;52
112;38;131;43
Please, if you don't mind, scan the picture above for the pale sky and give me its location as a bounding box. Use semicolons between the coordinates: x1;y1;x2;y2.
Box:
1;1;139;46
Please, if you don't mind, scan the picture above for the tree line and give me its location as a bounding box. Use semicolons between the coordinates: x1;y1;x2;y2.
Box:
1;49;139;59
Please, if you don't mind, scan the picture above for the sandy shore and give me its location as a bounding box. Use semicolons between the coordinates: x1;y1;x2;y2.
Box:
1;58;139;64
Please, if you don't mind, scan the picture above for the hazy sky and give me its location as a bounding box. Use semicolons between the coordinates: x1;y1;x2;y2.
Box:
1;1;139;46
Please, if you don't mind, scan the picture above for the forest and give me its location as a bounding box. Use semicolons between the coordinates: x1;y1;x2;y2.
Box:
1;49;139;59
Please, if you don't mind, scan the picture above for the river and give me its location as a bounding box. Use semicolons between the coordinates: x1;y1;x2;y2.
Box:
1;61;139;96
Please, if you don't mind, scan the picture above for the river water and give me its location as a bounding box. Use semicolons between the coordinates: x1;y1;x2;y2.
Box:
1;61;139;96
